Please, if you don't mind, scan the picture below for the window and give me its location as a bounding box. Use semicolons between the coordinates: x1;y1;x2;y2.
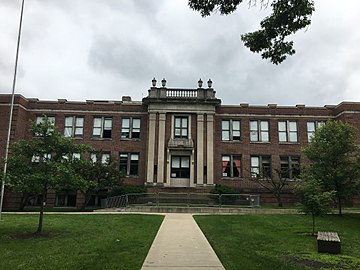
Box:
174;116;188;138
93;117;112;138
222;120;241;141
32;153;51;163
222;155;241;178
62;153;81;161
278;121;298;142
280;156;300;179
171;156;190;178
120;153;139;176
64;116;84;138
307;121;325;142
251;156;271;178
35;116;55;135
90;153;110;165
121;118;141;139
55;190;76;207
250;120;269;142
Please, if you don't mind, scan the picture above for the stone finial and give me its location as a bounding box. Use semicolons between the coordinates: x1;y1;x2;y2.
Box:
198;78;203;88
161;78;167;87
152;77;157;87
207;79;213;88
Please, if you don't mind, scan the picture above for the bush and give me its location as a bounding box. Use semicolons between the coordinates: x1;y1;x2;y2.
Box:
211;185;240;194
210;185;241;205
108;185;146;197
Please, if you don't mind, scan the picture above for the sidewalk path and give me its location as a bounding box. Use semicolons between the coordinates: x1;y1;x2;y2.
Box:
141;213;225;270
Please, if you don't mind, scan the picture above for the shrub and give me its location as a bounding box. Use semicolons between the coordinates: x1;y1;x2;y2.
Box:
108;185;146;197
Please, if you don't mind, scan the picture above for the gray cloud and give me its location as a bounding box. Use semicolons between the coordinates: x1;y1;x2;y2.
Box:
0;0;359;106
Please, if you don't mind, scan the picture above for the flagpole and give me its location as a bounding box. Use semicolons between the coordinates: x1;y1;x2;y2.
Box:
0;0;25;220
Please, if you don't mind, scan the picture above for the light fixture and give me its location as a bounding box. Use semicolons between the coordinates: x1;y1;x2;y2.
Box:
198;78;203;88
207;79;213;88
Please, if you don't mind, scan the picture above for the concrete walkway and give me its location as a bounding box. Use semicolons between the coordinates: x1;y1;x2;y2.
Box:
141;213;225;270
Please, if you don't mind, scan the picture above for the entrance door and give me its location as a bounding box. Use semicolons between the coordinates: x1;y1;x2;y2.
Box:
170;156;190;187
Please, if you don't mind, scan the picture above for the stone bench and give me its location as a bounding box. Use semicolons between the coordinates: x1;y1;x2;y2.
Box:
317;231;341;254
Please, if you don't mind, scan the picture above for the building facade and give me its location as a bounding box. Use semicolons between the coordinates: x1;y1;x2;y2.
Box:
1;80;360;208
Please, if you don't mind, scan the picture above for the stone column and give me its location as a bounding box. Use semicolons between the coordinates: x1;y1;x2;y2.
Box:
196;114;204;185
206;114;214;185
146;113;156;184
157;113;166;184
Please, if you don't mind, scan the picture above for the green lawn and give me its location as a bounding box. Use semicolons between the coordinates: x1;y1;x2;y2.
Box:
194;214;360;270
0;214;164;270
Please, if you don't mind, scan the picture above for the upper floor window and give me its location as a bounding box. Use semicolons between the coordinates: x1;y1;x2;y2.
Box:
250;120;269;142
307;121;325;142
174;116;188;138
280;156;300;179
251;156;271;179
171;156;190;178
121;118;141;139
35;116;55;135
64;116;84;138
278;121;298;142
119;153;139;176
222;120;241;141
93;117;112;139
222;155;241;178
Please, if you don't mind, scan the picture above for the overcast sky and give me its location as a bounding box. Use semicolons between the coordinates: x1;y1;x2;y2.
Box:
0;0;359;106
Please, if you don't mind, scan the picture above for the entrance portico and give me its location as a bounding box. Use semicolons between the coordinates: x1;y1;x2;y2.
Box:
143;80;221;188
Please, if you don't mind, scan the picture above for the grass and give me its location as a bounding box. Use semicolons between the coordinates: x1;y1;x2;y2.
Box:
0;214;164;270
194;214;360;270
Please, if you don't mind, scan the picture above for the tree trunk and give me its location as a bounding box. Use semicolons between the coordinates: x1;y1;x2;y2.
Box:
312;213;315;236
338;196;342;216
275;193;283;207
35;189;46;234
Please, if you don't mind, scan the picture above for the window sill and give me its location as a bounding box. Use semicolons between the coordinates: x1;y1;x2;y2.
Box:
278;142;300;145
120;138;141;141
249;141;271;144
221;177;243;181
91;137;113;141
221;140;242;143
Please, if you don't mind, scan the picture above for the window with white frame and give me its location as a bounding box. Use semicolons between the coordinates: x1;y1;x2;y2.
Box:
222;155;241;178
280;156;300;179
93;117;112;138
171;156;190;178
121;118;141;139
307;121;325;142
64;116;84;138
222;120;241;141
62;153;81;161
32;153;51;163
90;153;110;165
119;153;139;176
250;120;269;142
251;156;271;178
174;116;188;138
35;116;55;135
278;121;298;142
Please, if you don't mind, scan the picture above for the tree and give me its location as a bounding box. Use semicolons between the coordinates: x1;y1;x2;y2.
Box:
250;167;296;207
303;120;360;215
74;152;124;210
188;0;315;64
296;176;335;235
6;117;90;234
